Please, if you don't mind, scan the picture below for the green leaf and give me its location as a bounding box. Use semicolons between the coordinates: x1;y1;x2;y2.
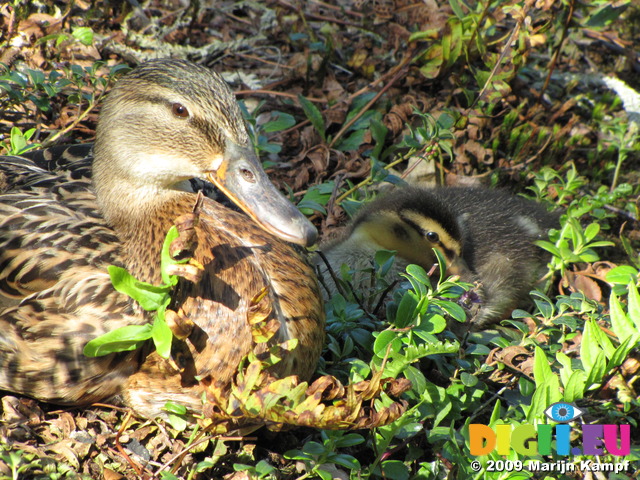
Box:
580;319;599;372
332;453;360;470
151;311;173;359
335;129;365;152
583;222;600;242
167;413;188;431
589;316;616;359
302;441;326;456
437;300;466;323
160;226;181;286
535;240;561;257
404;365;426;393
297;199;327;215
627;281;640;329
334;433;365;448
609;291;637;343
298;94;326;140
563;370;586;403
529;346;561;421
584;351;607;388
532;345;553;384
607;335;639;372
460;372;478;387
404;264;432;286
370;118;388;159
395;292;418;328
374;249;397;276
164;401;188;415
316;469;332;480
159;473;180;480
586;3;629;27
605;266;638;285
381;460;409;480
108;265;170;311
72;26;94;46
373;330;402;358
418;313;446;334
556;352;574;386
262;111;296;132
83;324;153;357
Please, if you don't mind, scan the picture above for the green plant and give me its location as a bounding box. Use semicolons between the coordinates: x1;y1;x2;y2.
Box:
233;459;277;480
83;225;188;359
239;100;296;160
284;430;365;480
605;119;640;191
537;216;614;281
0;446;92;480
0;448;42;480
298;91;383;152
525;164;585;206
3;126;40;155
36;26;95;49
0;62;128;154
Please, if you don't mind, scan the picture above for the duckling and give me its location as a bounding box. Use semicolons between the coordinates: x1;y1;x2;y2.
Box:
318;186;558;329
0;59;324;419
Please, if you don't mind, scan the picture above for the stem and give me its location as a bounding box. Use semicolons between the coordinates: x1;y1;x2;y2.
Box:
538;0;575;103
335;141;435;204
41;99;97;148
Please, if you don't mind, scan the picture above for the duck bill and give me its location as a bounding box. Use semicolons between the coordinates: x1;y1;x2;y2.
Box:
446;255;471;278
206;141;318;247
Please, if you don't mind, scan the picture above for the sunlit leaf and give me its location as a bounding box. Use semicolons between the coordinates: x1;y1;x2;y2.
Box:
83;324;153;357
108;265;169;311
298;94;325;140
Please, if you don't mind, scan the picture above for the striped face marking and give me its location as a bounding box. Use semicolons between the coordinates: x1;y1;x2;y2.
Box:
355;210;463;270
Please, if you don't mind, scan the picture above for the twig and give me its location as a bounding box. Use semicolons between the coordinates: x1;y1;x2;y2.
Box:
281;50;415;137
236;88;325;102
41;100;97;147
466;387;508;424
372;279;399;316
468;0;534;110
316;250;378;321
538;0;576;102
328;63;409;148
335;140;435;204
115;410;146;477
275;0;363;28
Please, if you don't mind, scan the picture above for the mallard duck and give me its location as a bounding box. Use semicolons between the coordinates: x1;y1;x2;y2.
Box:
318;186;558;329
0;59;324;419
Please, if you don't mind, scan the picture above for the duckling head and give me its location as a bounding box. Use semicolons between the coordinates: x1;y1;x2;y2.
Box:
324;187;471;279
93;59;316;246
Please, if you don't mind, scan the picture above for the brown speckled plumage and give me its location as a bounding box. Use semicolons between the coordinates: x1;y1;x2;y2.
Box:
0;59;324;419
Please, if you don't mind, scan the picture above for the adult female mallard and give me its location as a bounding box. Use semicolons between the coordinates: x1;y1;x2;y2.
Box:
318;186;558;329
0;59;324;419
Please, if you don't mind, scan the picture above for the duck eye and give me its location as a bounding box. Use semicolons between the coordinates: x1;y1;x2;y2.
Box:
426;231;439;243
240;168;256;183
172;103;189;118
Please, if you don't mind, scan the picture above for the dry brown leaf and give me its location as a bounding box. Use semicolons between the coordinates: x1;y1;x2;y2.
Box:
103;468;125;480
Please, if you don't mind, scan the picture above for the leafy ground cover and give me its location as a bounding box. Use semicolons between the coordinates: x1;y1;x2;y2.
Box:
1;1;639;479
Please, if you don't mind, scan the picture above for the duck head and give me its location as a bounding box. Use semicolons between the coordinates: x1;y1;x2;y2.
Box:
93;58;317;246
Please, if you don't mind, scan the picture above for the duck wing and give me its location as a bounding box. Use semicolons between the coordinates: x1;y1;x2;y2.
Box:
0;153;146;405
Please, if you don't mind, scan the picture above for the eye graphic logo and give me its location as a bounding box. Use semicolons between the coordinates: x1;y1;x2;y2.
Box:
544;402;585;423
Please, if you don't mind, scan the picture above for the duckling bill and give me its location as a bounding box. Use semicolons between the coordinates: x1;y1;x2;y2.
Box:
319;186;559;329
0;59;324;419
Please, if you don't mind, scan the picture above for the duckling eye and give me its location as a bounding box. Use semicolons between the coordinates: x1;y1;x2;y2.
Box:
172;103;189;118
426;231;439;243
